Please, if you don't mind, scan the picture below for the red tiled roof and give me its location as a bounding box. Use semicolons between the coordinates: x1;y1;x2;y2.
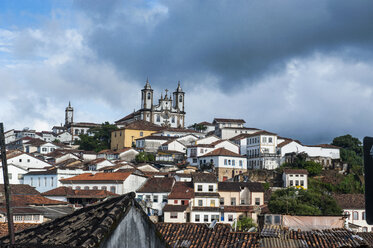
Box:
213;118;246;124
156;223;258;248
168;182;194;199
245;130;277;137
200;148;244;158
333;194;365;209
42;186;118;199
115;110;141;123
60;172;132;182
163;204;188;212
283;169;308;175
192;172;217;183
0;223;39;238
137;177;175;193
306;144;340;149
10;195;67;206
118;120;162;131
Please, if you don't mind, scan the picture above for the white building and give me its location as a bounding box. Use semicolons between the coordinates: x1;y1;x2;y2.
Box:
136;177;175;216
23;168;89;193
198;148;247;181
246;131;280;170
282;169;308;189
334;194;373;232
136;135;173;153
59;172;148;194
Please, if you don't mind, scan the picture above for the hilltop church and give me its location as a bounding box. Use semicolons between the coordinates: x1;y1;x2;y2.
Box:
115;79;186;128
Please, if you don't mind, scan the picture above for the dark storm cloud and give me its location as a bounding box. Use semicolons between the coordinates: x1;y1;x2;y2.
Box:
75;0;373;89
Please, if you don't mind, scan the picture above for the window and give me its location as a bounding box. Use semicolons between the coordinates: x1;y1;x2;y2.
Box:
156;115;160;122
44;177;47;187
179;96;182;102
200;148;204;153
75;129;79;135
140;132;143;137
195;214;200;222
24;215;32;221
255;198;260;205
171;116;175;123
14;215;23;222
210;200;215;207
33;215;39;221
27;159;30;163
208;185;213;192
204;215;209;222
295;180;299;186
232;160;235;166
362;211;366;220
220;198;224;205
84;186;89;190
174;200;178;204
18;174;23;180
76;186;81;190
153;195;158;203
211;215;219;222
224;159;227;165
198;200;203;206
197;185;202;192
300;180;304;186
263;137;267;143
268;137;273;143
101;186;107;190
163;195;168;203
353;211;359;220
274;215;281;224
92;186;98;190
31;178;33;186
231;197;236;206
170;212;178;219
145;195;151;202
241;199;245;205
19;159;22;162
228;215;233;222
290;180;293;186
147;93;151;100
239;160;243;166
38;177;41;186
110;186;116;193
228;160;231;165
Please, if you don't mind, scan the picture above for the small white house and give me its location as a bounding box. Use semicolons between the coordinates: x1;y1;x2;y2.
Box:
282;169;308;189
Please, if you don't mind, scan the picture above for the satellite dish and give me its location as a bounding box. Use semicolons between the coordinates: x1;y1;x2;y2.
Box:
208;220;217;229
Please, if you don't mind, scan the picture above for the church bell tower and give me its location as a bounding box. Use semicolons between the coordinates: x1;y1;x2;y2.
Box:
141;78;153;109
65;101;74;126
173;81;185;112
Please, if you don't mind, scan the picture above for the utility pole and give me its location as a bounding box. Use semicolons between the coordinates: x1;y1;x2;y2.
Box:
0;123;15;244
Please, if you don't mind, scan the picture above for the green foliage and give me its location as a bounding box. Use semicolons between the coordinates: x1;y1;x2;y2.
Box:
135;152;155;163
233;217;256;231
76;122;118;152
268;187;342;216
332;135;363;175
192;123;207;132
263;182;270;190
281;154;323;176
308;175;364;195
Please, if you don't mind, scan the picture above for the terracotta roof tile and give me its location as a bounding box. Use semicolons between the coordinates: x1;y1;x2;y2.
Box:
156;223;258;248
118;120;162;131
283;169;308;175
200;148;244;158
163;204;188;212
42;186;118;199
0;223;39;238
213;118;246;124
192;172;217;183
333;194;365;209
137;177;175;193
168;182;194;199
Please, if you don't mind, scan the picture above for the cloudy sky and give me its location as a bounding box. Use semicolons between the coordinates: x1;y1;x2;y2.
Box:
1;0;373;144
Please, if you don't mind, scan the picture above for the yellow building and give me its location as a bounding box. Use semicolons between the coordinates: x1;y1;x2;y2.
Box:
111;120;162;150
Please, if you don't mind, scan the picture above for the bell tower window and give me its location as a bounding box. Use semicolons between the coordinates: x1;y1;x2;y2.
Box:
147;93;151;100
179;96;182;102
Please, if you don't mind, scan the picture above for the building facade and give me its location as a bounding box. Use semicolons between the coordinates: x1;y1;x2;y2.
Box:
116;79;186;128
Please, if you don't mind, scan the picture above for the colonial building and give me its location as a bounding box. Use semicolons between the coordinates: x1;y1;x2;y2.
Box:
115;79;186;128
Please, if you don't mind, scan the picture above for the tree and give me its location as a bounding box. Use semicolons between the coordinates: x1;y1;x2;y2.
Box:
268;187;342;216
192;123;207;132
281;153;323;176
135;152;155;163
233;217;256;232
76;122;118;152
332;134;363;175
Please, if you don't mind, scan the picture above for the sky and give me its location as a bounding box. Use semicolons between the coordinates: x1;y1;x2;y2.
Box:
1;0;373;145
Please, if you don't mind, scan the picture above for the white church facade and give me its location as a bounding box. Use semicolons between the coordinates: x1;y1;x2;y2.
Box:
115;79;186;128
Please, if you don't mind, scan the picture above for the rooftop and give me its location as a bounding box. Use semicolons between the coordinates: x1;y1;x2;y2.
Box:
283;169;309;175
192;172;218;183
218;182;265;192
168;182;194;199
60;172;133;182
200;148;244;158
136;177;175;193
213;118;246;124
333;194;365;209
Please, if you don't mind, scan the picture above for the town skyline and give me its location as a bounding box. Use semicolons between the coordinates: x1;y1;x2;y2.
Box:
1;0;373;145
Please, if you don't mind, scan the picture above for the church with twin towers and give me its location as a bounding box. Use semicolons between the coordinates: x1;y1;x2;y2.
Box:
115;79;186;128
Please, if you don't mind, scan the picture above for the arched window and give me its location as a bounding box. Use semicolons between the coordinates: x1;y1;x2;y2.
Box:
147;93;151;100
179;95;182;102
